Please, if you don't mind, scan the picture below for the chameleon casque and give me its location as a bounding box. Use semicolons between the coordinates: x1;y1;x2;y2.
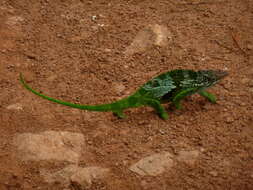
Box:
20;69;228;120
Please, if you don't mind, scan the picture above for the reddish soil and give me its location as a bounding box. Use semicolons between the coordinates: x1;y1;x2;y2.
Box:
0;0;253;189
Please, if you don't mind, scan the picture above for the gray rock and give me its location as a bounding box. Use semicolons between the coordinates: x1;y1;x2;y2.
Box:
13;131;84;163
129;152;174;176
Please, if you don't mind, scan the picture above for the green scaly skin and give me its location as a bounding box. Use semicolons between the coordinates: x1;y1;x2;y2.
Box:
20;69;228;120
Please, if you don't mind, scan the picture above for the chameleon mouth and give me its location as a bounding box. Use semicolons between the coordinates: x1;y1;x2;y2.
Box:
213;70;228;79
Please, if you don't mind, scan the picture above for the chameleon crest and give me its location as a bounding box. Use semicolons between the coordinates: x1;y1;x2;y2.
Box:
20;69;228;120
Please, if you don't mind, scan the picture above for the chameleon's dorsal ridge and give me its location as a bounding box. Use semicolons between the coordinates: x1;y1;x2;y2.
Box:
20;69;228;120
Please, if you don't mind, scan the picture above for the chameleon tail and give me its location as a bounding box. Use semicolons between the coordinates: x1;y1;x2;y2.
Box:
19;73;135;112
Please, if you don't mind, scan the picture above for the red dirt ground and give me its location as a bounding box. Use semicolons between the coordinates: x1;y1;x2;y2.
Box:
0;0;253;189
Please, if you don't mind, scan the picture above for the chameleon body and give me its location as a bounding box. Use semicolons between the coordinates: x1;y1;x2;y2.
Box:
20;69;228;120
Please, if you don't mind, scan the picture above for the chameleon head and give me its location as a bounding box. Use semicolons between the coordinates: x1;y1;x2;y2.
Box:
211;70;229;80
198;70;228;87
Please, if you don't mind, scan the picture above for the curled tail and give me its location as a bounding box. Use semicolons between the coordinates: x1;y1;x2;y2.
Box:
19;73;131;112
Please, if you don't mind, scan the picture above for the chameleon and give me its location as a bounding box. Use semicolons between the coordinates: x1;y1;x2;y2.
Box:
19;69;228;120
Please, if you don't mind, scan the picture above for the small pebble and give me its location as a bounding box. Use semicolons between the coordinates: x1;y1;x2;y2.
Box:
104;48;112;53
209;171;218;177
248;88;253;93
241;78;250;84
91;15;97;21
248;80;253;87
6;103;23;110
239;102;246;106
225;116;234;123
246;43;253;50
159;129;165;135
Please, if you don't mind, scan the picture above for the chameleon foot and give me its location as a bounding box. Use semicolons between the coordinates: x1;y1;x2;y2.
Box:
144;99;168;120
173;101;183;110
199;91;216;103
113;110;126;119
172;87;199;109
160;112;169;120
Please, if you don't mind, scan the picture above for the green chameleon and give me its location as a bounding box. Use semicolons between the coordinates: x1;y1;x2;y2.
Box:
20;69;227;120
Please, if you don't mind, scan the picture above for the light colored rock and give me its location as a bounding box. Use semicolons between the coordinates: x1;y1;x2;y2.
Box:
41;165;109;188
176;150;200;166
129;152;174;176
125;27;153;55
152;24;172;46
41;165;78;186
13;131;84;163
70;167;109;188
125;24;172;56
6;103;23;110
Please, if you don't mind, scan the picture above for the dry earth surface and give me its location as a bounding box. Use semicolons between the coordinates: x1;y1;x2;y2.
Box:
0;0;253;189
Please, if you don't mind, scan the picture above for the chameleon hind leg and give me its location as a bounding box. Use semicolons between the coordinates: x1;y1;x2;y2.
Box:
113;110;126;118
144;99;168;120
198;91;216;103
172;88;198;109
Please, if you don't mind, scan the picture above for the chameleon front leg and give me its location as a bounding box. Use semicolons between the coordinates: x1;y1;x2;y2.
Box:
144;99;168;120
198;90;216;103
172;88;198;109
